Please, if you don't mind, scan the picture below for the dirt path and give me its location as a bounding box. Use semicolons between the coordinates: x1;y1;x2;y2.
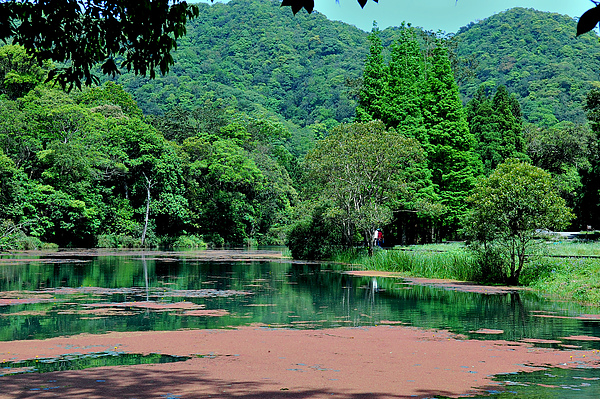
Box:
1;326;599;398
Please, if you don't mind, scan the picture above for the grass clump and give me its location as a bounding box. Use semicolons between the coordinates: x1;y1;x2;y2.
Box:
334;244;478;281
171;235;207;249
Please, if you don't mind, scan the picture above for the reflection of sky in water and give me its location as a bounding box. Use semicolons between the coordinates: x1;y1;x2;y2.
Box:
0;251;599;350
464;367;600;399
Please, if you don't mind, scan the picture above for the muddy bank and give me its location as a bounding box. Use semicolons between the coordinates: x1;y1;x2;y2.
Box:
1;326;599;398
344;270;529;294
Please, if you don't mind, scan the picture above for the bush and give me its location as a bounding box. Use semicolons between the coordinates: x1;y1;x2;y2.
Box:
286;207;342;260
205;233;225;248
468;244;507;284
518;257;554;286
96;234;142;248
0;220;55;250
171;235;207;249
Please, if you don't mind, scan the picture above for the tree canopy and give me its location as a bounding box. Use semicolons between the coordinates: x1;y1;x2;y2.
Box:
462;159;573;284
302;120;427;255
0;0;200;90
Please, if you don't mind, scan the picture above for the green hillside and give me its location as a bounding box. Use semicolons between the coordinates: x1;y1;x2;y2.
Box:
455;7;600;126
114;2;600;132
114;0;368;131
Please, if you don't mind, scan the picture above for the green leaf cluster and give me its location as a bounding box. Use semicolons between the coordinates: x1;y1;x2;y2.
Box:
299;120;429;255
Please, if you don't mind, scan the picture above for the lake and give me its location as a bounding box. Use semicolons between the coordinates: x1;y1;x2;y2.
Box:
1;249;600;397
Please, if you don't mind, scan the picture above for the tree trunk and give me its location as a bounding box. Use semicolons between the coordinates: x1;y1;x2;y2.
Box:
141;173;154;247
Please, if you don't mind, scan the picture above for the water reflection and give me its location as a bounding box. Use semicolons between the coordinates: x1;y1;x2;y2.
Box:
463;367;600;398
0;250;599;350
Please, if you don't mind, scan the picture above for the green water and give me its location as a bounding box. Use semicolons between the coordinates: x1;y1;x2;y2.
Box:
1;250;599;348
2;249;600;396
0;352;188;376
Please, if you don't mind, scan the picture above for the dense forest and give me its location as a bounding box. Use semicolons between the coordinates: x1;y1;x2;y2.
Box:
1;0;599;254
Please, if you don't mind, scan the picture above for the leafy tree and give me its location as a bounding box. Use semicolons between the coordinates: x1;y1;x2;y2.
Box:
0;148;21;222
181;113;297;246
102;117;189;244
286;201;342;260
1;0;200;90
147;101;230;143
462;159;573;285
305;120;426;256
75;81;143;119
0;45;49;99
525;121;594;210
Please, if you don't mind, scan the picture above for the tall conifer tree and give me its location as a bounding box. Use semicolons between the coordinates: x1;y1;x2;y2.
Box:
422;45;480;231
467;85;527;175
493;86;526;161
384;27;425;137
356;25;386;123
356;29;483;239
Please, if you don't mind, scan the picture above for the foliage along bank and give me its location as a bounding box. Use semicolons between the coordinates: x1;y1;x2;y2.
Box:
0;48;298;248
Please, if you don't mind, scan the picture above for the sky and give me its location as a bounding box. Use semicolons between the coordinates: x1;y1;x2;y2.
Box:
200;0;594;33
311;0;593;33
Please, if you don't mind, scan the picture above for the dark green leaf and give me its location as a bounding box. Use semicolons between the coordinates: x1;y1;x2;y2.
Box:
577;6;600;36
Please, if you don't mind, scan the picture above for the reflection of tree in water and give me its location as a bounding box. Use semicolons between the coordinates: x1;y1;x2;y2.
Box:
3;255;600;347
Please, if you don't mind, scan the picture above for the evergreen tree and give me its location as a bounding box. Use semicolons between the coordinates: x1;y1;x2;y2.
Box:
492;86;526;162
356;25;386;123
422;45;480;233
467;85;527;175
355;31;480;240
383;26;425;137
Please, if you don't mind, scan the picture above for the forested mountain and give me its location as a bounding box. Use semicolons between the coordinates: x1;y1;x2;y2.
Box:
111;0;369;155
111;1;600;133
455;7;600;126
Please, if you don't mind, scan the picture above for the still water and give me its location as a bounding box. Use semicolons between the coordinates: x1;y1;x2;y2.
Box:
1;249;599;349
2;249;600;397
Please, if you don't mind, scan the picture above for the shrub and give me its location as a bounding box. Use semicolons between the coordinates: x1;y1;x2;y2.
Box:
171;235;207;249
286;207;342;260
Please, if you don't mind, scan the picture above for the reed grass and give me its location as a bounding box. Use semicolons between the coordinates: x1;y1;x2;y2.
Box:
332;241;600;305
334;245;478;281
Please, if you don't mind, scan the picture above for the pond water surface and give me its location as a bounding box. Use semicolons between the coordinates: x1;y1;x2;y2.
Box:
1;249;600;397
